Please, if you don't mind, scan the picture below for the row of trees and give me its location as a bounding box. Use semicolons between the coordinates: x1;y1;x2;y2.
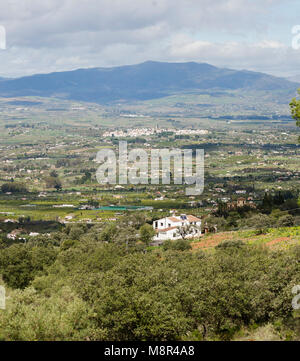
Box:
1;182;27;193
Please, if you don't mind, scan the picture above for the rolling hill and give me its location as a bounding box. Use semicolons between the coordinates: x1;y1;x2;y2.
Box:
0;61;298;103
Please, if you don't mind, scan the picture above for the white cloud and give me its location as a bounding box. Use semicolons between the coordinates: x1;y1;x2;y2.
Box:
0;0;299;77
167;34;300;76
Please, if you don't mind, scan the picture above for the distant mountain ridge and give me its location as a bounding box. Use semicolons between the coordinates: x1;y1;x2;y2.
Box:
0;61;298;103
286;75;300;83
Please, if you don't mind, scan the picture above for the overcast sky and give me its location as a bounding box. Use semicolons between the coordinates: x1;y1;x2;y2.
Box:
0;0;299;78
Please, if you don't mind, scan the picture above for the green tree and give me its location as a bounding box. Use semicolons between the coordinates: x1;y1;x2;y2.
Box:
290;88;300;142
139;224;155;245
50;170;58;178
0;244;57;289
277;215;294;227
45;176;62;190
163;239;192;251
99;223;118;243
0;245;34;289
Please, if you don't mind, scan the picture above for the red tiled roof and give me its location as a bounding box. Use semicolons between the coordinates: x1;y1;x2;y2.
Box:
156;226;178;233
187;215;201;222
166;217;182;223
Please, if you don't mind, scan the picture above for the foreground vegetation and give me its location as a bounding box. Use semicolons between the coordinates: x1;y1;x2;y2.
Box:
0;220;299;341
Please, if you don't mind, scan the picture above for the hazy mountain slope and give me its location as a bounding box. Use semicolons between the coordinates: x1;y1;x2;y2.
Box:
286;75;300;83
0;61;298;103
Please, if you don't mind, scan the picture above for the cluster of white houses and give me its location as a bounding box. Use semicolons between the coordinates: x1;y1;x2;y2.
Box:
152;214;202;245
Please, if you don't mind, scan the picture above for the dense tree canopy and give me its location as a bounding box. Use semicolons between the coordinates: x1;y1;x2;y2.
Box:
0;230;299;341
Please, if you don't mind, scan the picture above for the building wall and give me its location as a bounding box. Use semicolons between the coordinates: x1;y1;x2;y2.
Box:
153;215;202;242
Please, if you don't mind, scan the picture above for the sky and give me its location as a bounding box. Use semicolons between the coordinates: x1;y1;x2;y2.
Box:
0;0;300;78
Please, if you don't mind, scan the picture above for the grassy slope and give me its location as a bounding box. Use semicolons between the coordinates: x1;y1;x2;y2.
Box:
191;226;300;251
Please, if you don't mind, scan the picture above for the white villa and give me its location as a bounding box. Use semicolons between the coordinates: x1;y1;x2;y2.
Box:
152;214;202;244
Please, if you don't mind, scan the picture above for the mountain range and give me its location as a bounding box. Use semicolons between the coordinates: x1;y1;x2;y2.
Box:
0;61;298;103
